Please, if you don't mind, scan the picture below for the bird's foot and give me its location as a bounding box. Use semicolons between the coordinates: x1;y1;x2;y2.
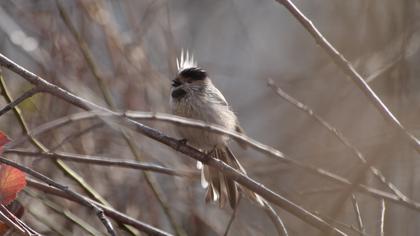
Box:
175;138;188;151
202;146;217;164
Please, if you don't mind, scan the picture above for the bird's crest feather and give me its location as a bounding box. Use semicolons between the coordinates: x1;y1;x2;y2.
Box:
176;50;197;72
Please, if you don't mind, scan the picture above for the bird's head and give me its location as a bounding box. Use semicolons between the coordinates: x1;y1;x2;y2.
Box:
171;51;210;100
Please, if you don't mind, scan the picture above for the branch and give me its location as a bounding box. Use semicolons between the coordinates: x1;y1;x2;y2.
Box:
8;111;420;215
223;197;241;236
0;85;41;117
0;157;116;236
262;201;289;236
24;189;103;236
0;53;345;235
351;195;365;236
0;204;40;236
380;199;385;236
55;2;185;234
4;149;198;178
27;178;172;236
0;206;27;235
0;71;110;233
267;78;407;200
273;0;420;228
274;0;420;153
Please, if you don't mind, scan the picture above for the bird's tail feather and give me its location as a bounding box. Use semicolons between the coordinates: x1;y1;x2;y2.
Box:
197;146;263;208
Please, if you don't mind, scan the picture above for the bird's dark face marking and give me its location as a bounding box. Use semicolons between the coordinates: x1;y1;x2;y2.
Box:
171;67;208;100
171;88;187;99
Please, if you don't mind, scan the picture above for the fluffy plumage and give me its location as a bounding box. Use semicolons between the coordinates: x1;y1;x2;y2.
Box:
170;51;263;208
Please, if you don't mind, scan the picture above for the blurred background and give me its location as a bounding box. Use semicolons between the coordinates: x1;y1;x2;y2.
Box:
0;0;420;235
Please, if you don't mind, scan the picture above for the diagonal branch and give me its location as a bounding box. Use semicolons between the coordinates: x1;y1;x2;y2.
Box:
273;0;420;229
266;78;407;199
55;2;185;234
0;72;109;233
27;178;172;236
4;149;197;178
0;85;41;117
0;206;27;235
0;52;346;235
351;195;365;236
0;157;116;236
7;110;420;215
274;0;420;153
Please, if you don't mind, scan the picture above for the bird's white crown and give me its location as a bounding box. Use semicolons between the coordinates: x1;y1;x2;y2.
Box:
176;50;197;72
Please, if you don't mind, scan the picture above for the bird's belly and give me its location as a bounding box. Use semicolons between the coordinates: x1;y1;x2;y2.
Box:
172;102;235;150
178;126;227;150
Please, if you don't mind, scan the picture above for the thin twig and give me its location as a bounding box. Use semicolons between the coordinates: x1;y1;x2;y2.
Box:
56;2;185;235
272;1;420;230
0;71;105;233
351;195;365;236
314;211;372;236
0;205;27;235
7;111;420;215
0;86;41;117
0;204;40;236
50;122;104;151
0;157;116;236
298;186;343;195
24;189;107;236
27;178;173;236
262;200;289;236
0;53;345;235
274;0;420;152
55;0;115;108
273;1;420;229
223;197;241;236
267;78;408;200
380;199;385;236
4;149;198;178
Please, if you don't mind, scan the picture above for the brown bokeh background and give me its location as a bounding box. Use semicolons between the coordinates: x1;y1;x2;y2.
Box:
0;0;419;235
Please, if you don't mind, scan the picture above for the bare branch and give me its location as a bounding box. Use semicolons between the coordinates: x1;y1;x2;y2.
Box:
27;178;172;236
0;204;40;236
273;1;420;228
262;201;289;236
8;111;420;215
267;78;408;200
0;157;116;236
0;205;27;235
0;85;41;117
274;0;420;153
24;189;103;236
50;122;103;151
380;199;386;236
55;2;185;234
351;195;365;236
0;71;111;233
223;197;241;236
5;149;198;178
0;53;346;235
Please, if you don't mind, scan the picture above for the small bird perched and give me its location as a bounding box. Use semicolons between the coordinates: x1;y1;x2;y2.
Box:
169;51;262;208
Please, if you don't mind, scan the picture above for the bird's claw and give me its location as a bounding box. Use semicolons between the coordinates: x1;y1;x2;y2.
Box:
176;138;188;151
202;146;217;164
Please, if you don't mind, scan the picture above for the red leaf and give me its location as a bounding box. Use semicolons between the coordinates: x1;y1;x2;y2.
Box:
0;222;8;235
0;132;10;153
0;165;26;205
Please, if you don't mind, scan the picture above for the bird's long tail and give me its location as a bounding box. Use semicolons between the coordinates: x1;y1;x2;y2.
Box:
197;146;264;208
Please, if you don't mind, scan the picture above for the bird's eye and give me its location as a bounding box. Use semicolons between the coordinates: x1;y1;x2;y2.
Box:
172;80;181;87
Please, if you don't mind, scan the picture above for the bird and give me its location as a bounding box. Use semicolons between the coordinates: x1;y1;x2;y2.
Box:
169;50;263;208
